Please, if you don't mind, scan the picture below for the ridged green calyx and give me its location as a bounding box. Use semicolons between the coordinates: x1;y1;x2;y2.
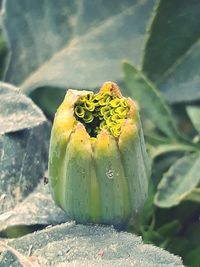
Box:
48;82;150;227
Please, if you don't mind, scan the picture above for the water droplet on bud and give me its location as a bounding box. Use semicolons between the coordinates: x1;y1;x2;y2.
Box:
106;168;114;179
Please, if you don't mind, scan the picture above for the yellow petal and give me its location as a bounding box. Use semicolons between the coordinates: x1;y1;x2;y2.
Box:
99;81;122;97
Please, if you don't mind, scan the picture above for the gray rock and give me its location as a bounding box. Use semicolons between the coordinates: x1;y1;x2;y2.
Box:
5;222;184;267
0;180;69;232
0;82;50;214
0;250;23;267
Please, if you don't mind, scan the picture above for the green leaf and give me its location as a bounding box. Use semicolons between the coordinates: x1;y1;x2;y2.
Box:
0;222;183;266
152;153;182;187
185;223;200;248
0;29;7;79
30;87;66;120
138;181;154;227
149;143;197;159
185;246;200;267
186;105;200;134
2;0;154;93
142;0;200;103
142;230;163;245
0;82;50;214
0;225;31;239
122;62;178;139
179;188;200;203
168;238;190;261
157;220;180;239
154;153;200;208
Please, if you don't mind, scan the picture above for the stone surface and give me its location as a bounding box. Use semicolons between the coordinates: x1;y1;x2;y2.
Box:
0;222;184;267
0;180;69;232
0;82;50;214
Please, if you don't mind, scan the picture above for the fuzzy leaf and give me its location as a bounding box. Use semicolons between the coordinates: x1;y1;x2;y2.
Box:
179;188;200;203
122;62;178;139
154;153;200;207
142;0;200;103
149;143;196;159
2;0;154;93
186;105;200;134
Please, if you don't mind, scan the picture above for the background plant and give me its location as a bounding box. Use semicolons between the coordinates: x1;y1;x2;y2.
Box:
0;0;200;266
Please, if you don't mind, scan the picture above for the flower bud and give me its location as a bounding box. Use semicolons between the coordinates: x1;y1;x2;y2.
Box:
48;82;150;227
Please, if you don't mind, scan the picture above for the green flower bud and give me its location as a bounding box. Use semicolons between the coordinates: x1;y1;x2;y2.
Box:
48;82;150;227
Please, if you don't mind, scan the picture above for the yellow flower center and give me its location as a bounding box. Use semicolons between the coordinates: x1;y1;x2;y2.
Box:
74;90;130;138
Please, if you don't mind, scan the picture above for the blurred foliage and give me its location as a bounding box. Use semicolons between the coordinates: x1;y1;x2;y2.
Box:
30;87;66;120
0;0;200;266
0;30;7;79
123;62;200;267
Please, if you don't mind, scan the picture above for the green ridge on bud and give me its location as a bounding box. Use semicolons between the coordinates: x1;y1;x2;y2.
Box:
48;82;150;228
